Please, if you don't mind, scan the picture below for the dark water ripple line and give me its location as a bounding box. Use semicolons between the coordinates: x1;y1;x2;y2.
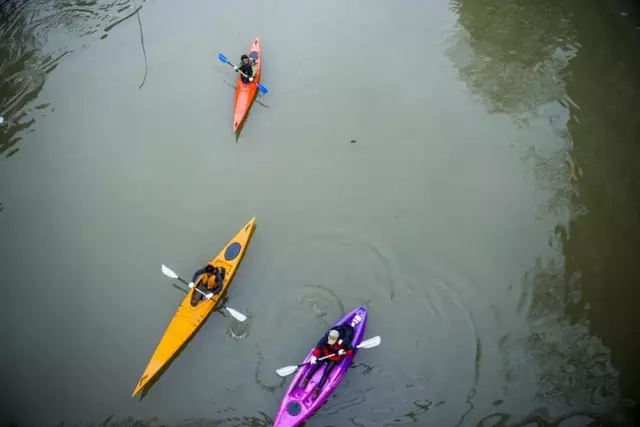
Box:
429;277;483;390
130;0;147;90
0;0;152;157
475;405;628;427
348;283;480;427
2;71;45;114
266;228;398;309
103;3;141;32
319;394;368;417
349;399;435;426
296;284;346;324
311;229;397;301
400;263;484;427
2;3;31;37
98;414;275;427
253;342;285;393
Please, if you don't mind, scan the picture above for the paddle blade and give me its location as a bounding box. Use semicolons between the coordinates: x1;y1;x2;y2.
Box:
257;83;268;95
276;365;299;377
161;264;179;279
225;307;247;322
218;53;228;64
357;336;381;349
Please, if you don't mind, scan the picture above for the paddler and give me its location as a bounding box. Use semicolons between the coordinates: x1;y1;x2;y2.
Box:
234;54;257;84
189;264;225;306
300;325;354;399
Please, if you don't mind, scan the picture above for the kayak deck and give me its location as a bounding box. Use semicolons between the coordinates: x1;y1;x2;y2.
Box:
233;37;261;133
132;217;256;397
273;306;368;426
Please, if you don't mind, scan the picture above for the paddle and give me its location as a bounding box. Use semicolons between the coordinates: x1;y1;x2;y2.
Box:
217;53;268;95
275;335;382;377
160;264;247;322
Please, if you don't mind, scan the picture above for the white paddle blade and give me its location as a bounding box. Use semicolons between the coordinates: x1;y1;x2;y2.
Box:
225;307;247;322
276;365;299;377
161;264;179;279
358;336;381;349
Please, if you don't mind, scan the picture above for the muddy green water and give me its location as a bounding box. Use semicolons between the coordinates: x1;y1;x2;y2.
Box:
1;0;639;426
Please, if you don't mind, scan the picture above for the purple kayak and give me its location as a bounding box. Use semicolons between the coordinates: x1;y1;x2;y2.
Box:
273;306;368;427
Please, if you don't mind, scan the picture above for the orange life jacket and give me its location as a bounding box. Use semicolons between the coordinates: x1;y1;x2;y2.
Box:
197;273;218;290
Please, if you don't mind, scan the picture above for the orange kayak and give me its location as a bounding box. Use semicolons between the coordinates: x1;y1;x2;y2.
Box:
132;217;257;397
233;37;261;132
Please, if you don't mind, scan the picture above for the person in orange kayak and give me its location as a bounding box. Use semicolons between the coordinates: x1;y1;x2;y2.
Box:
300;325;354;399
234;54;257;84
189;264;225;306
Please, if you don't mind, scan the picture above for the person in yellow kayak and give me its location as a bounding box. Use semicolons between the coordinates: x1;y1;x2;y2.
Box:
234;54;257;84
189;264;225;306
300;325;354;399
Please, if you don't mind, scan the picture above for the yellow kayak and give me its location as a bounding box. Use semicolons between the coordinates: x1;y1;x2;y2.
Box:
132;217;257;397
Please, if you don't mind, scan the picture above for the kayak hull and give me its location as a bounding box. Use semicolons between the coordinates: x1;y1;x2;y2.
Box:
233;37;261;133
132;217;256;397
273;306;368;426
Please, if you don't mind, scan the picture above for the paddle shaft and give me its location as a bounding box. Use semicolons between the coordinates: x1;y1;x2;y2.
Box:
318;350;347;361
298;336;380;368
225;59;265;92
226;59;255;80
298;348;352;368
217;53;267;94
276;335;380;377
175;276;213;299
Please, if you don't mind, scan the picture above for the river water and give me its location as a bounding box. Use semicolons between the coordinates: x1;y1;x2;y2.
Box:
1;0;639;426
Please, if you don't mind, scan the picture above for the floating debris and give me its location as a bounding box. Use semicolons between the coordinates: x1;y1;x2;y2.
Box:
351;139;356;143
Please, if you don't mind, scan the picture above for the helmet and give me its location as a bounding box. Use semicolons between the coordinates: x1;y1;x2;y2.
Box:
327;329;339;344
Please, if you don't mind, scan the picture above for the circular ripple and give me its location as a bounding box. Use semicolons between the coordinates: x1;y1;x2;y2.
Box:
252;229;400;400
252;283;345;393
252;230;484;425
318;253;483;426
269;228;398;303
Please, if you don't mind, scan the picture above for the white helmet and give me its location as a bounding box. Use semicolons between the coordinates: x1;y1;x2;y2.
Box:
327;329;339;344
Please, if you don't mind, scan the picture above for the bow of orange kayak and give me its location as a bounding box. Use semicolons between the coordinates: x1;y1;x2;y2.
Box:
233;37;261;133
132;217;256;397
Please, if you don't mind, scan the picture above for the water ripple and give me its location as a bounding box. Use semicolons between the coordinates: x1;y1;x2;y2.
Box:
0;0;149;157
269;228;399;303
330;255;483;427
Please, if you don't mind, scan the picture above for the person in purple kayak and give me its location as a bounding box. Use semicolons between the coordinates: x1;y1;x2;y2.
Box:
300;325;354;399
